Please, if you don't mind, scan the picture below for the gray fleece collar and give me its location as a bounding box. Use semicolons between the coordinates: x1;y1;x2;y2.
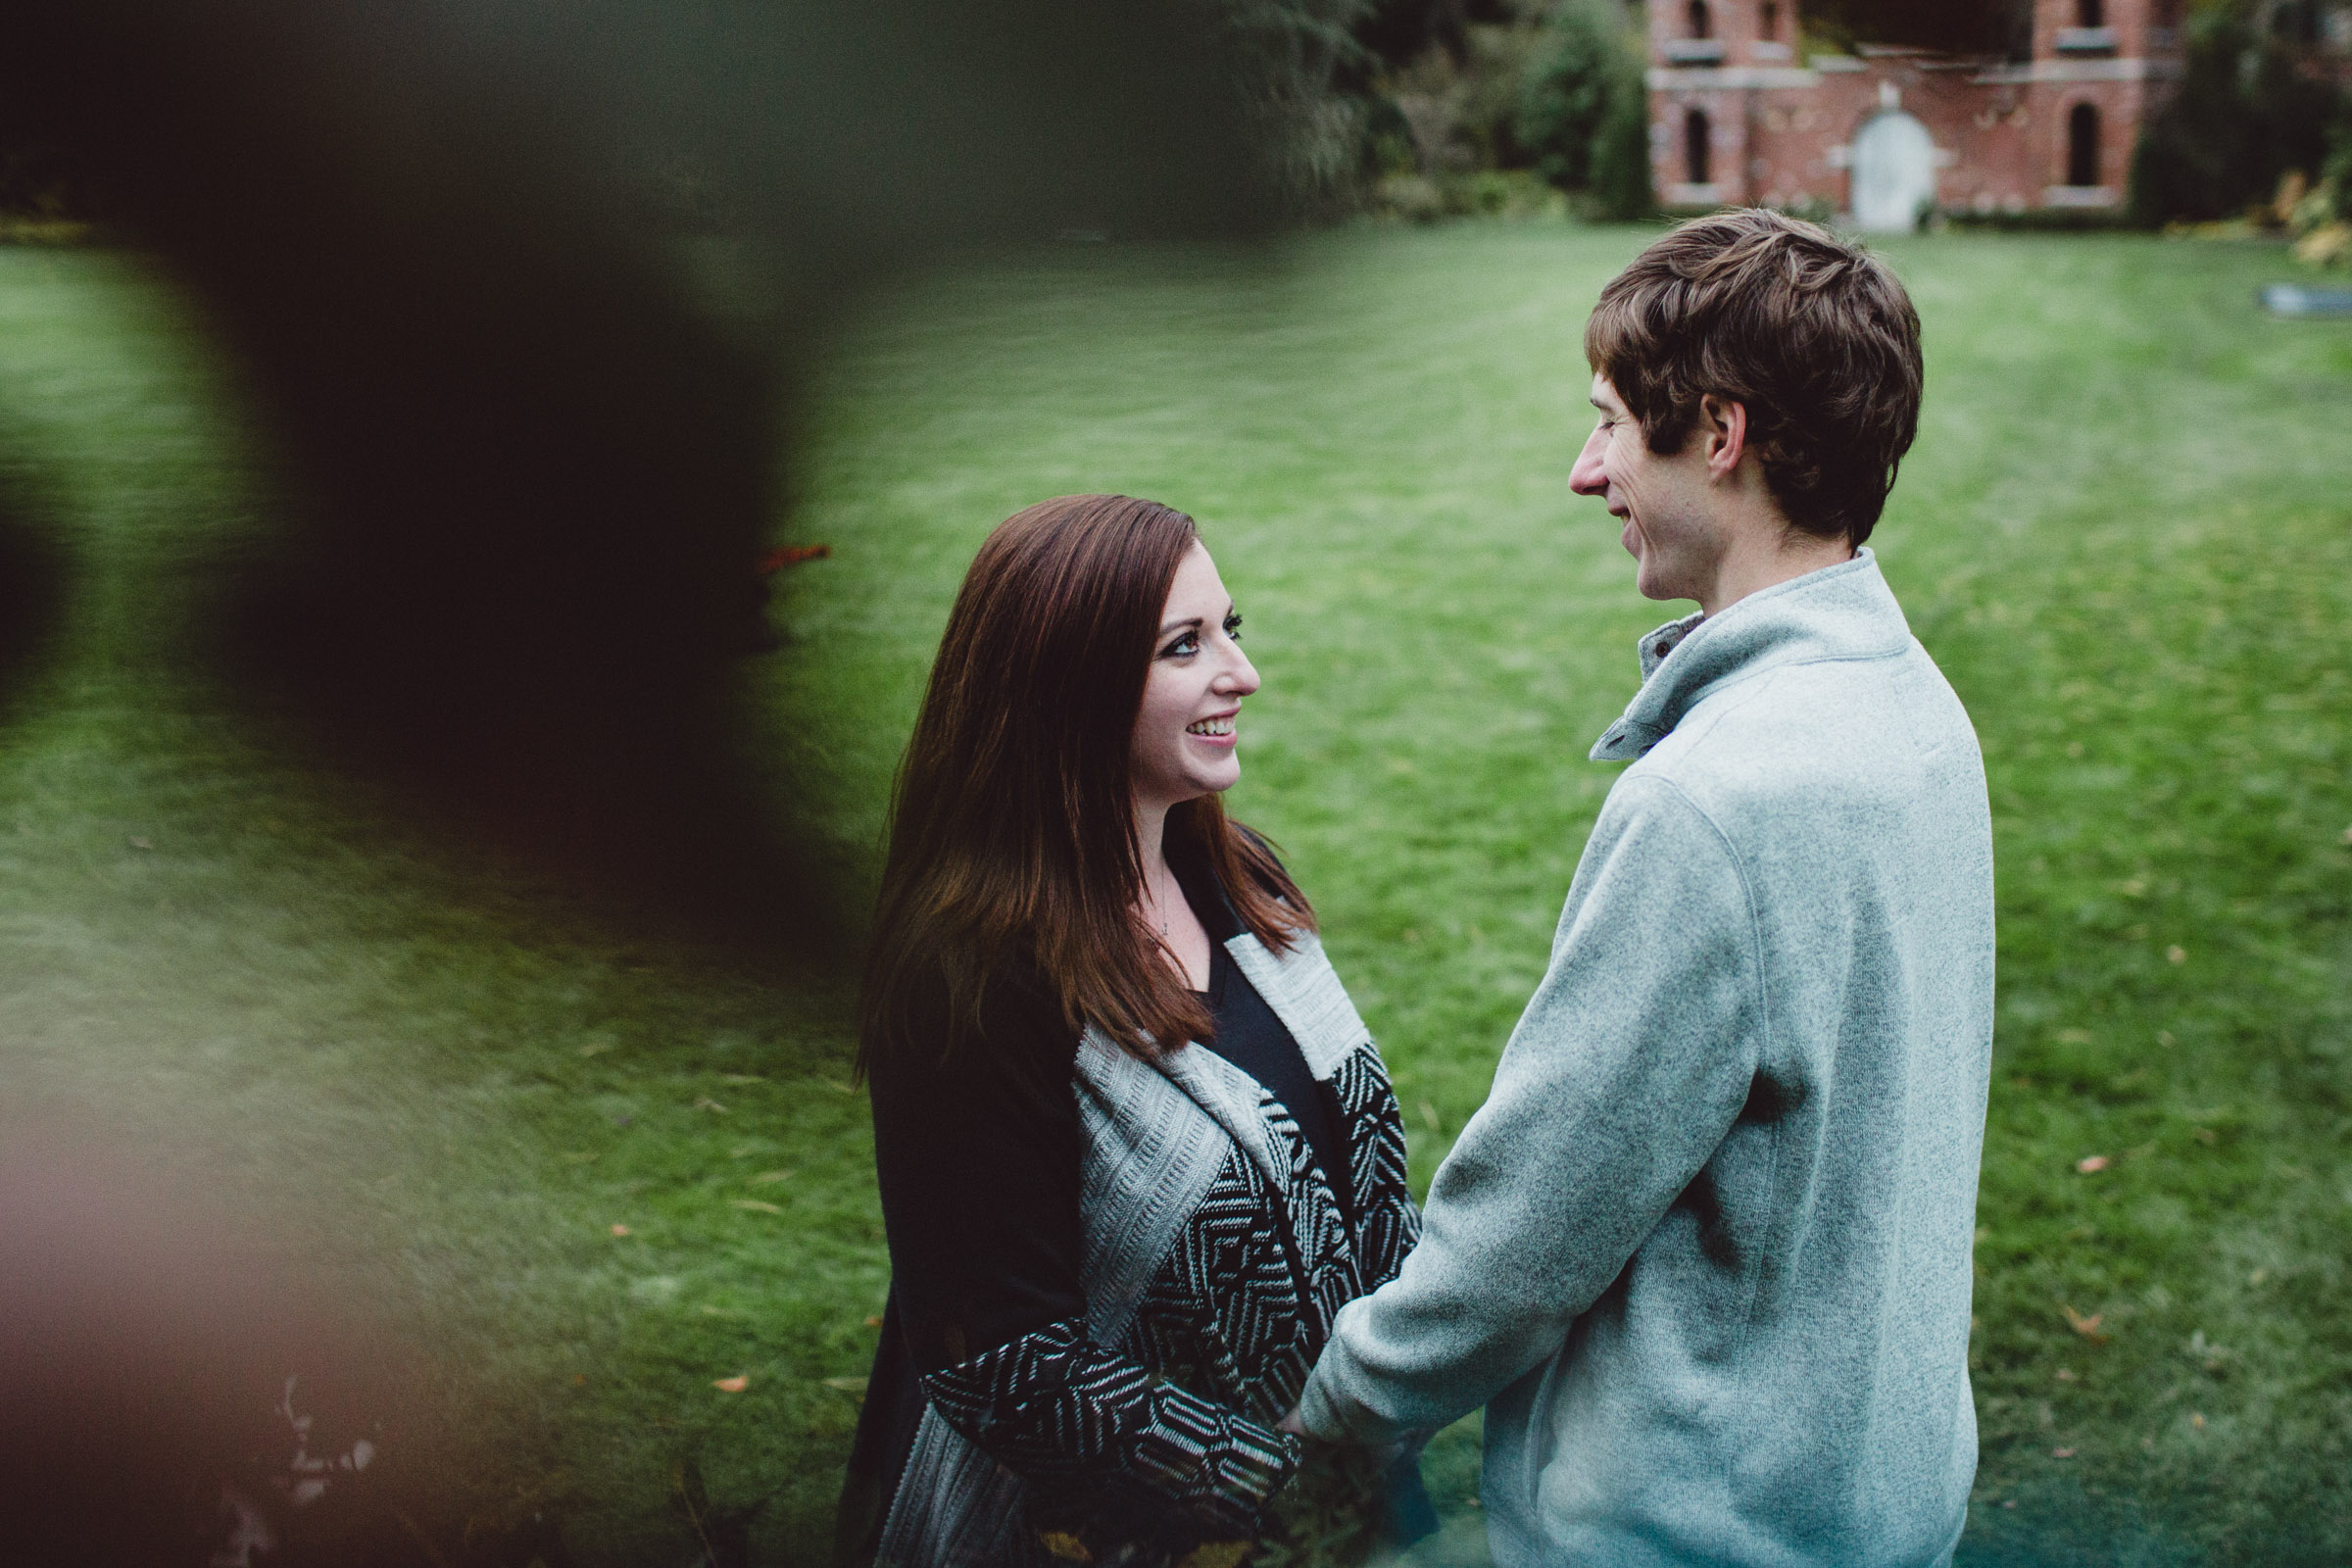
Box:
1591;549;1910;762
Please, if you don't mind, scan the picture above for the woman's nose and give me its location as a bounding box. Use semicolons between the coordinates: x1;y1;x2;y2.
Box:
1220;647;1260;697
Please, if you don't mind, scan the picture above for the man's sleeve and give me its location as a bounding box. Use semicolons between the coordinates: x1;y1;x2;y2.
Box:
1298;775;1766;1442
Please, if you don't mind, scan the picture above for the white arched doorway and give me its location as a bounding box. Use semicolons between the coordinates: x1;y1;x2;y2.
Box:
1850;111;1936;231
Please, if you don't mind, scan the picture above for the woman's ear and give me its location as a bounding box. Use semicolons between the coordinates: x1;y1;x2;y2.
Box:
1698;393;1748;480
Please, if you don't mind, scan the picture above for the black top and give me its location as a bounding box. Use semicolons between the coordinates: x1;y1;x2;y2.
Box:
835;854;1342;1565
1183;885;1349;1228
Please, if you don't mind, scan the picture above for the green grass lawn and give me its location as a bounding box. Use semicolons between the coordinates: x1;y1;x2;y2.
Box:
0;222;2346;1565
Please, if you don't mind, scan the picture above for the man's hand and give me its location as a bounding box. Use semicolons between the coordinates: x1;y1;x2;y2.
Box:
1277;1404;1415;1469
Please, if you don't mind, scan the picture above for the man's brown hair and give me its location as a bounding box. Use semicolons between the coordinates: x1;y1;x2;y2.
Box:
1584;208;1923;547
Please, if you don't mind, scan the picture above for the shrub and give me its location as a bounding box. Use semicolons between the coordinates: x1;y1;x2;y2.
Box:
2129;1;2349;226
1515;0;1652;220
1216;0;1383;219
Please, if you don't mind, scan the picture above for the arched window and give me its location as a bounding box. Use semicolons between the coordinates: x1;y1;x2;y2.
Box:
1689;0;1712;39
2077;0;2103;26
1760;1;1780;39
1685;108;1712;185
2067;102;2100;186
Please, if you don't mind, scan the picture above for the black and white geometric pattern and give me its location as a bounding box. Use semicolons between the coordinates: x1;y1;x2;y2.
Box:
923;1313;1296;1554
891;923;1420;1568
1329;1049;1419;1291
917;1036;1418;1566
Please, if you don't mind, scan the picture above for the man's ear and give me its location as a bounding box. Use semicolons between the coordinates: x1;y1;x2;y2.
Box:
1698;393;1748;480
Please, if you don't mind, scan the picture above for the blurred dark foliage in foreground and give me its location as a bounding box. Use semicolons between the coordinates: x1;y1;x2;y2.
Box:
0;4;1271;1560
0;1128;431;1566
0;0;1267;943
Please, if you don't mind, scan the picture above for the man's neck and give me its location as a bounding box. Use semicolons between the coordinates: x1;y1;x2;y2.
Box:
1697;530;1855;617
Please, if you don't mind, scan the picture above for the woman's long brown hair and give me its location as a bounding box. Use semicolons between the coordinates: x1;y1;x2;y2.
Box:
858;495;1312;1072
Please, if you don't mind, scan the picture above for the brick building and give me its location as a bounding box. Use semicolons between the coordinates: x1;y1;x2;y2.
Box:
1645;0;2185;227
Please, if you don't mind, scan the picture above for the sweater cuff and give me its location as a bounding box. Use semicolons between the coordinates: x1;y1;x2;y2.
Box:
1297;1327;1406;1446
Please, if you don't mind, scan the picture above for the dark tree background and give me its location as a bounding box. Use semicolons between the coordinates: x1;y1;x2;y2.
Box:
1348;0;2034;74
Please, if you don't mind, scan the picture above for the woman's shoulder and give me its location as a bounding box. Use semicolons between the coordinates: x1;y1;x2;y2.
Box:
867;951;1078;1102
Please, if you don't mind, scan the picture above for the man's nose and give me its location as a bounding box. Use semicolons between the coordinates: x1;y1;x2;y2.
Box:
1569;428;1609;497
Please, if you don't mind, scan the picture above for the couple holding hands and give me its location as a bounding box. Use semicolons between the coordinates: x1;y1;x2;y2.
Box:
836;211;1995;1568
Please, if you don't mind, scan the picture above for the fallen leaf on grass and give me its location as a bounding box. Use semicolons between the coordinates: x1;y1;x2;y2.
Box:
130;836;153;850
694;1098;729;1114
2056;1368;2078;1382
611;1224;632;1237
2166;946;2186;964
2076;1154;2109;1173
731;1199;783;1214
712;1375;749;1394
749;1170;792;1185
2052;1446;2077;1459
2191;1411;2205;1430
756;543;832;573
822;1376;867;1394
579;1041;614;1057
2061;1304;2108;1343
864;1315;884;1328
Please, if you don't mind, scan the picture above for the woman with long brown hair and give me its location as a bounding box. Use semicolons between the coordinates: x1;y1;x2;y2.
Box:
834;496;1429;1567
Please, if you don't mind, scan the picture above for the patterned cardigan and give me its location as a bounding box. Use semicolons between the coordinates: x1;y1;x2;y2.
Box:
850;921;1420;1568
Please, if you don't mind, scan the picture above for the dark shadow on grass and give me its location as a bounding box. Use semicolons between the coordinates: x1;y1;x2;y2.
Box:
0;456;70;727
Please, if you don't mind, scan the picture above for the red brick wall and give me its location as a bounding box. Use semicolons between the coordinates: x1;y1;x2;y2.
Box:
1646;0;2182;217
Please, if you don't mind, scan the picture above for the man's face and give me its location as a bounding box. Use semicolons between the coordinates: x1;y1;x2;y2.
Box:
1569;374;1728;606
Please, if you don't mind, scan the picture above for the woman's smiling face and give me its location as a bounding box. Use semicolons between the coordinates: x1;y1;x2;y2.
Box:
1131;540;1258;815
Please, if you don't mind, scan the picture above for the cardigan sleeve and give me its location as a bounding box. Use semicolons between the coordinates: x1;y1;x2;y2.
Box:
866;969;1300;1556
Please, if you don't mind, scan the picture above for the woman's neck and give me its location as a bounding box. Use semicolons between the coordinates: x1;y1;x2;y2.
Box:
1133;796;1211;989
1134;798;1172;886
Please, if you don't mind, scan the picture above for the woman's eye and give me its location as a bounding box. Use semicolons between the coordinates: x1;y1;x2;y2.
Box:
1223;613;1243;640
1162;633;1200;659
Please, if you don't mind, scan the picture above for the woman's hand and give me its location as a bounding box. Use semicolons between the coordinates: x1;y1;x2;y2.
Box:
1277;1405;1306;1437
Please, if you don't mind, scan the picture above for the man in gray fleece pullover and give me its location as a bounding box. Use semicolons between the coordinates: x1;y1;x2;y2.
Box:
1292;212;1995;1565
